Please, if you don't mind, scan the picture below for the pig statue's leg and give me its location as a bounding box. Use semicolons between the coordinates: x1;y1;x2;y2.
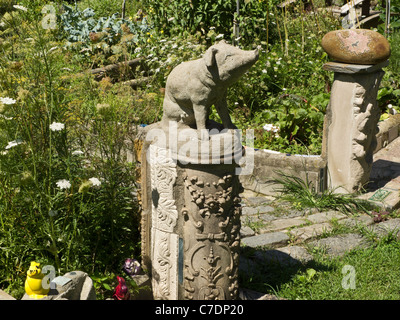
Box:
193;103;210;140
214;92;235;129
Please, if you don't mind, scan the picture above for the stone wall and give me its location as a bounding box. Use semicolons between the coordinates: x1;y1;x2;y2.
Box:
238;149;327;196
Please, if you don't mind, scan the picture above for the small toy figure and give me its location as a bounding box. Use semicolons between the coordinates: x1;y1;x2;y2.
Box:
25;261;50;299
113;276;130;300
122;258;141;277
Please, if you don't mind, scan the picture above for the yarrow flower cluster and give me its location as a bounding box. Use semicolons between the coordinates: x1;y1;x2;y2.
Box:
72;150;84;156
5;139;23;150
0;97;16;105
78;177;102;193
13;4;28;12
263;123;280;138
263;123;279;133
50;122;65;131
88;177;101;187
56;179;71;190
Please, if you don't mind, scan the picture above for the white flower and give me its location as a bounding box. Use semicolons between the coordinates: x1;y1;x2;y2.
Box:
262;69;267;74
13;4;28;12
89;177;101;187
56;179;71;190
5;139;23;149
0;97;16;105
0;114;13;120
50;122;65;131
72;150;84;156
263;124;273;131
263;124;279;133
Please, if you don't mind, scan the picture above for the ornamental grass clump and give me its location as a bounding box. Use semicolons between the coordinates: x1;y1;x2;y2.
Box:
272;171;372;214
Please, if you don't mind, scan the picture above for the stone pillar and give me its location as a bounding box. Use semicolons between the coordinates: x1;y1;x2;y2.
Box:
323;61;387;193
140;122;243;300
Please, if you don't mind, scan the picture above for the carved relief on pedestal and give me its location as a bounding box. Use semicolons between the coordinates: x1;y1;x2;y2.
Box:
182;170;242;300
151;230;179;300
149;145;179;299
350;72;384;189
149;145;178;232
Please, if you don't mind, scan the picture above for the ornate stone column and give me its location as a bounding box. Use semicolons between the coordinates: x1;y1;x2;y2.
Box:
140;122;243;300
138;40;257;300
323;61;387;193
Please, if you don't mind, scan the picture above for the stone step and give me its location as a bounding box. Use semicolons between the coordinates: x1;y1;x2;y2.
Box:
365;218;400;239
305;211;347;223
309;233;370;257
242;205;275;216
254;245;313;266
241;231;289;248
289;222;333;242
259;217;306;233
257;210;348;234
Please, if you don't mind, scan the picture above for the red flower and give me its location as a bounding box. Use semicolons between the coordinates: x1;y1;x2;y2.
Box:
113;276;130;300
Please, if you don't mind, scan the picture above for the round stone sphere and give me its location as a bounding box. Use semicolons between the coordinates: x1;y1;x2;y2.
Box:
321;29;390;65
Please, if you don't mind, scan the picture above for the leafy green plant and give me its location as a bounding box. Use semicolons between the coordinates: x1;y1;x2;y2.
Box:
59;4;151;64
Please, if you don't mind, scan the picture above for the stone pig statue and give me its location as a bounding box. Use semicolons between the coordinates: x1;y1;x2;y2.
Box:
161;40;259;140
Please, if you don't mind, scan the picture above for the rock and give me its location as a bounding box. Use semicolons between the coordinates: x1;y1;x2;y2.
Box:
240;225;256;238
259;217;306;233
289;222;333;241
339;215;374;228
321;29;390;65
0;289;16;300
254;246;313;266
306;210;347;224
310;233;369;257
245;196;273;206
130;274;153;300
241;232;289;248
242;205;275;215
367;218;400;239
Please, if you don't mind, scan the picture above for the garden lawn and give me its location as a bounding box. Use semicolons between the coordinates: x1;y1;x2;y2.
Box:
276;241;400;300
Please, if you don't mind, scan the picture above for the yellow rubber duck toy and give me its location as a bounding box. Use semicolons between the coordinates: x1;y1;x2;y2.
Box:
25;261;49;299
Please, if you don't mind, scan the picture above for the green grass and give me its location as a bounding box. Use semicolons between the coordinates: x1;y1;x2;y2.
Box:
279;240;400;300
241;239;400;300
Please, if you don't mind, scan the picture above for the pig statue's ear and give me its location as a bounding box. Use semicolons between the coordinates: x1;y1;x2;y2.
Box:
204;47;218;68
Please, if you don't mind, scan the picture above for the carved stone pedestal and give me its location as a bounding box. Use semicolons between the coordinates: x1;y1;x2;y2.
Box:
140;122;243;300
323;61;387;193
